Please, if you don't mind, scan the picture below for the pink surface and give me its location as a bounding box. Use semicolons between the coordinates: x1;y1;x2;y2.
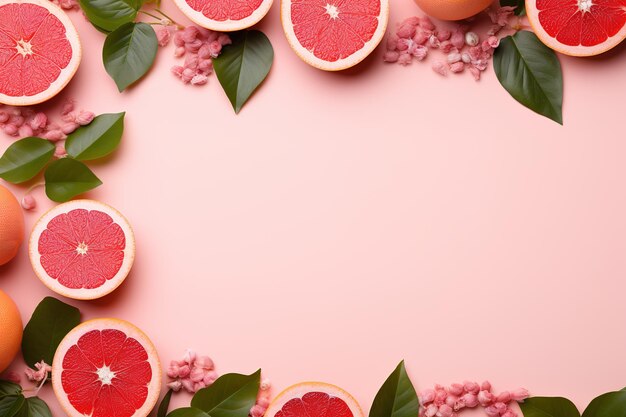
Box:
1;0;626;415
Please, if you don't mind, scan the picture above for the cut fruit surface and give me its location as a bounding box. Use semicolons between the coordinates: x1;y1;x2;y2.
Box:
0;0;81;105
52;318;161;417
526;0;626;56
265;382;364;417
281;0;389;70
173;0;273;31
29;199;135;300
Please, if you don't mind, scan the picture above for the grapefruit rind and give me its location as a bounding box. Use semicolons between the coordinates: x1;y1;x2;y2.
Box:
265;382;364;417
280;0;389;71
28;199;135;300
526;0;626;56
0;0;82;106
172;0;273;31
51;318;161;417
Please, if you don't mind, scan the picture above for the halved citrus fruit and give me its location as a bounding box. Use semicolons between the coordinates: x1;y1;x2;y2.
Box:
29;199;135;300
52;318;161;417
172;0;273;31
527;0;626;56
265;382;364;417
414;0;493;20
281;0;389;70
0;0;81;106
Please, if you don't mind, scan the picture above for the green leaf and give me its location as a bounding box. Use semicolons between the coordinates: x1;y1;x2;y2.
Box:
0;381;24;417
191;370;261;417
213;30;273;113
44;159;102;202
22;397;52;417
158;390;174;417
582;391;626;417
167;408;211;417
520;397;580;417
66;113;125;161
0;394;24;417
493;31;563;124
22;297;81;367
500;0;525;15
103;22;158;92
369;361;419;417
79;0;142;32
0;137;55;183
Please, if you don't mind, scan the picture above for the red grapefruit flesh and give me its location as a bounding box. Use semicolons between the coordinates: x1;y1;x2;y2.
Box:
0;0;81;106
265;382;364;417
526;0;626;56
29;200;135;300
52;318;161;417
281;0;389;70
173;0;273;31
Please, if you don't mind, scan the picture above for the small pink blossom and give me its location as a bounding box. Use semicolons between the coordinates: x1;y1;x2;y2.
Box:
29;112;47;130
208;41;223;57
432;60;447;76
3;124;18;136
62;122;79;135
469;65;481;81
18;124;33;138
488;6;517;27
425;404;438;417
411;45;428;60
21;195;36;210
511;389;529;402
25;361;51;382
54;144;67;158
450;30;465;49
478;390;495;406
397;53;412;65
421;389;436;405
0;111;8;123
487;36;500;48
383;51;400;63
167;380;183;392
436;29;451;42
397;22;417;39
156;27;171;47
76;111;95;126
421;16;435;31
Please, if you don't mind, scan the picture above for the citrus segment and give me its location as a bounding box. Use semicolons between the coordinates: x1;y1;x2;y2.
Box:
527;0;626;56
52;319;161;417
173;0;273;31
29;200;135;300
266;382;364;417
281;0;389;70
0;0;81;105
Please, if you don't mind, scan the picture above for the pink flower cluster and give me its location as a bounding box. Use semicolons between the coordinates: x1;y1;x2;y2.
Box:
384;7;518;80
0;101;94;142
166;349;218;393
156;25;231;86
166;350;272;417
419;381;529;417
24;361;52;383
48;0;79;10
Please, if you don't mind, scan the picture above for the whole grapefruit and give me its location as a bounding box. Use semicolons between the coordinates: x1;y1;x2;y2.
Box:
0;289;22;373
414;0;493;20
0;185;24;266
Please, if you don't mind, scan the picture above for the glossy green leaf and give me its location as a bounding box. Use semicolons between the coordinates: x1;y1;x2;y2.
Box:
79;0;142;32
44;159;102;202
22;297;81;367
191;369;261;417
493;31;563;124
22;397;52;417
103;22;158;92
369;361;419;417
0;394;24;417
213;30;273;113
167;408;211;417
0;381;24;417
500;0;525;15
582;391;626;417
0;137;54;183
66;113;125;160
158;390;174;417
520;397;580;417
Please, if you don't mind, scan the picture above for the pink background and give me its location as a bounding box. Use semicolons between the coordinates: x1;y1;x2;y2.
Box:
2;0;626;415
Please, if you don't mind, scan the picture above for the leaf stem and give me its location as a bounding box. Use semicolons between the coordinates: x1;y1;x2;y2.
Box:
25;182;44;195
154;8;185;29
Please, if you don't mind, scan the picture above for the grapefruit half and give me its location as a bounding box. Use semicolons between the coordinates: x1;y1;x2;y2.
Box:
172;0;273;31
526;0;626;56
281;0;389;70
52;318;161;417
29;199;135;300
265;382;364;417
0;0;81;106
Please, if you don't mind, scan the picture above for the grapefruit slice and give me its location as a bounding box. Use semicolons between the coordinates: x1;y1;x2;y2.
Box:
29;199;135;300
265;382;364;417
52;318;161;417
526;0;626;56
0;0;81;106
281;0;389;70
172;0;273;31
